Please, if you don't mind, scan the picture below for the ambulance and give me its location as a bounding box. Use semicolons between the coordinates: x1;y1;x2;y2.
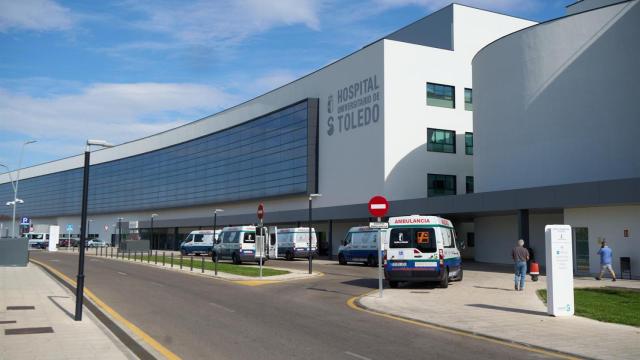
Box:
179;230;219;256
267;227;317;260
212;226;267;264
338;226;389;266
385;215;463;288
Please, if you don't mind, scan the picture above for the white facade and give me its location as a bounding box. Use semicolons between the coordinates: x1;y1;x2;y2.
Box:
0;4;535;253
471;0;639;277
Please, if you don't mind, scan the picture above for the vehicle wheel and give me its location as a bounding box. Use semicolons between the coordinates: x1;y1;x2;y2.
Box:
338;253;346;265
456;268;463;281
367;255;376;267
207;250;213;257
286;251;294;261
440;268;449;288
389;281;399;289
180;249;187;256
232;253;242;265
212;252;218;262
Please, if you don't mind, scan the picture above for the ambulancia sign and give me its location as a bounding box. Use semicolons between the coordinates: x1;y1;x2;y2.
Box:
327;75;381;136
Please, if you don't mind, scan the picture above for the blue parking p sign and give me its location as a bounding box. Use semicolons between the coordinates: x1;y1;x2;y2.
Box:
66;224;73;232
20;217;30;225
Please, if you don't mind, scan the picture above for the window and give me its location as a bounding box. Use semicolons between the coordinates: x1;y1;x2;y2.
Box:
467;232;475;247
427;128;456;153
464;88;472;111
428;174;456;197
427;83;455;109
442;228;455;248
389;228;437;253
193;234;204;243
465;132;473;155
243;232;256;243
466;176;474;194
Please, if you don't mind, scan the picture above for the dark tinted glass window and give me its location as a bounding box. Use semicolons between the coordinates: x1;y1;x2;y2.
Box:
389;228;437;253
427;83;455;109
243;232;256;243
427;128;456;153
464;88;472;111
428;174;456;197
466;176;474;194
465;132;473;155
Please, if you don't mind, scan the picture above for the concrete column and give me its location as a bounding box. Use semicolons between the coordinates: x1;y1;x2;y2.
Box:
328;220;333;260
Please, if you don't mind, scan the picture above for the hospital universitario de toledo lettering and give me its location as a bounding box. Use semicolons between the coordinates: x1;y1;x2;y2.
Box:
327;75;381;136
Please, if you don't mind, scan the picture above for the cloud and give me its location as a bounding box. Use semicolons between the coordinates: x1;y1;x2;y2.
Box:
0;0;73;32
0;82;239;160
129;0;321;47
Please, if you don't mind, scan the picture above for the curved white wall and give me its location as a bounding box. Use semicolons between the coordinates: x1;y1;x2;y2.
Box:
472;0;640;192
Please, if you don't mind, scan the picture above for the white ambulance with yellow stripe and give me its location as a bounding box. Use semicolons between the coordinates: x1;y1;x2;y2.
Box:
385;215;463;288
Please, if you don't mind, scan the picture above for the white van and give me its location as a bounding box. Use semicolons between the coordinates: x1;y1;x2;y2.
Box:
26;232;49;248
179;230;219;256
268;227;317;260
213;226;267;264
385;215;463;288
338;226;389;266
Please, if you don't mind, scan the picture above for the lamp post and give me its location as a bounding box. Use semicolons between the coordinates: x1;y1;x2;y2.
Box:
213;209;223;276
150;213;158;250
75;139;114;322
0;140;36;238
308;193;321;274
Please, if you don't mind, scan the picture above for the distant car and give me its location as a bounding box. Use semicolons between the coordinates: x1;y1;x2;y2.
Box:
36;241;49;249
87;239;108;248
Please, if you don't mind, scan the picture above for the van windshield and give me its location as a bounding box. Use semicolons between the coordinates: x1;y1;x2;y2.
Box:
389;228;437;253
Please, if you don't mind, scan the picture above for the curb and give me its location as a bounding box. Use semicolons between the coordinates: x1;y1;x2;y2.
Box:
30;258;180;360
348;292;593;360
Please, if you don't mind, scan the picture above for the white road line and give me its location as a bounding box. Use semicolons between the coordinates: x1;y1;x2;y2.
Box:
345;351;372;360
49;259;60;262
208;302;235;313
150;282;165;287
117;272;128;276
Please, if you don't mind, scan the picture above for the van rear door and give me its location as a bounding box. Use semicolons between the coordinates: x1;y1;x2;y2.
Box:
387;228;438;268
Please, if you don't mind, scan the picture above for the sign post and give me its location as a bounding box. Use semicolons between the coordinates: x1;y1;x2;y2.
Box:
257;203;264;279
545;225;574;317
66;224;73;250
368;195;389;298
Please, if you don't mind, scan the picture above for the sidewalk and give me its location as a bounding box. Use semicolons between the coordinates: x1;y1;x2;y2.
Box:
0;263;134;360
359;269;640;360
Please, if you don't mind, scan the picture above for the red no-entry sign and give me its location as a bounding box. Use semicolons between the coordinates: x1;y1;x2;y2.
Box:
257;203;264;220
368;195;389;218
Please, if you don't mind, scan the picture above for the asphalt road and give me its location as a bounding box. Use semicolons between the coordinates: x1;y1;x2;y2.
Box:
32;251;558;360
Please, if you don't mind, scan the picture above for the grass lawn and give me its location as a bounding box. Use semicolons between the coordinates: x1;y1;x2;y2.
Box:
537;288;640;327
114;253;289;277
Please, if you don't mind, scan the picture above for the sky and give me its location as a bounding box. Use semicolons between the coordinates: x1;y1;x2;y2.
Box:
0;0;572;171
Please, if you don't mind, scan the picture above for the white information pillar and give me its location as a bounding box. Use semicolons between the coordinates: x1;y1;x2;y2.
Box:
545;225;574;317
48;225;60;252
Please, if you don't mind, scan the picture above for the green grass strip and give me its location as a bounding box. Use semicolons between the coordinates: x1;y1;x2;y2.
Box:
123;254;289;277
537;288;640;327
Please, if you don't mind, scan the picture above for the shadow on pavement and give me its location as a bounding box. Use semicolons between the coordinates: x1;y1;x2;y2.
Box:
466;303;549;317
341;278;378;289
47;295;74;320
473;285;514;292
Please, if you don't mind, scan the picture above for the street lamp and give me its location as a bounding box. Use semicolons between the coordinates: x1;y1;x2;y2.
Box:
117;217;124;248
213;209;223;276
0;139;36;238
75;139;114;322
308;193;321;274
150;213;158;249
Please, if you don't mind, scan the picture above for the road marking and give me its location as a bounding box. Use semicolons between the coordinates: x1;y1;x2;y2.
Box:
208;302;235;313
117;272;128;276
30;258;181;360
150;282;165;287
345;351;372;360
346;292;579;360
233;280;281;286
49;259;60;262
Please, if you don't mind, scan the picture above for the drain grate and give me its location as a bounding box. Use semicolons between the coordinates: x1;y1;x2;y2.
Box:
5;327;54;335
0;320;17;324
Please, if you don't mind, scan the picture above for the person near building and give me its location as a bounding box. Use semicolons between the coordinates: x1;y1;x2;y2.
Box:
596;241;617;281
512;239;530;291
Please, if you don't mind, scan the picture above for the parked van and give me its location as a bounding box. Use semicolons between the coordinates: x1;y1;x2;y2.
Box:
268;227;317;260
26;232;49;248
385;215;463;288
180;230;218;256
213;226;267;264
338;226;389;266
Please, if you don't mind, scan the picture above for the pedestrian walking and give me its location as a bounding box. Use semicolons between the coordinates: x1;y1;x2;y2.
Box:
595;240;616;281
512;239;529;291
